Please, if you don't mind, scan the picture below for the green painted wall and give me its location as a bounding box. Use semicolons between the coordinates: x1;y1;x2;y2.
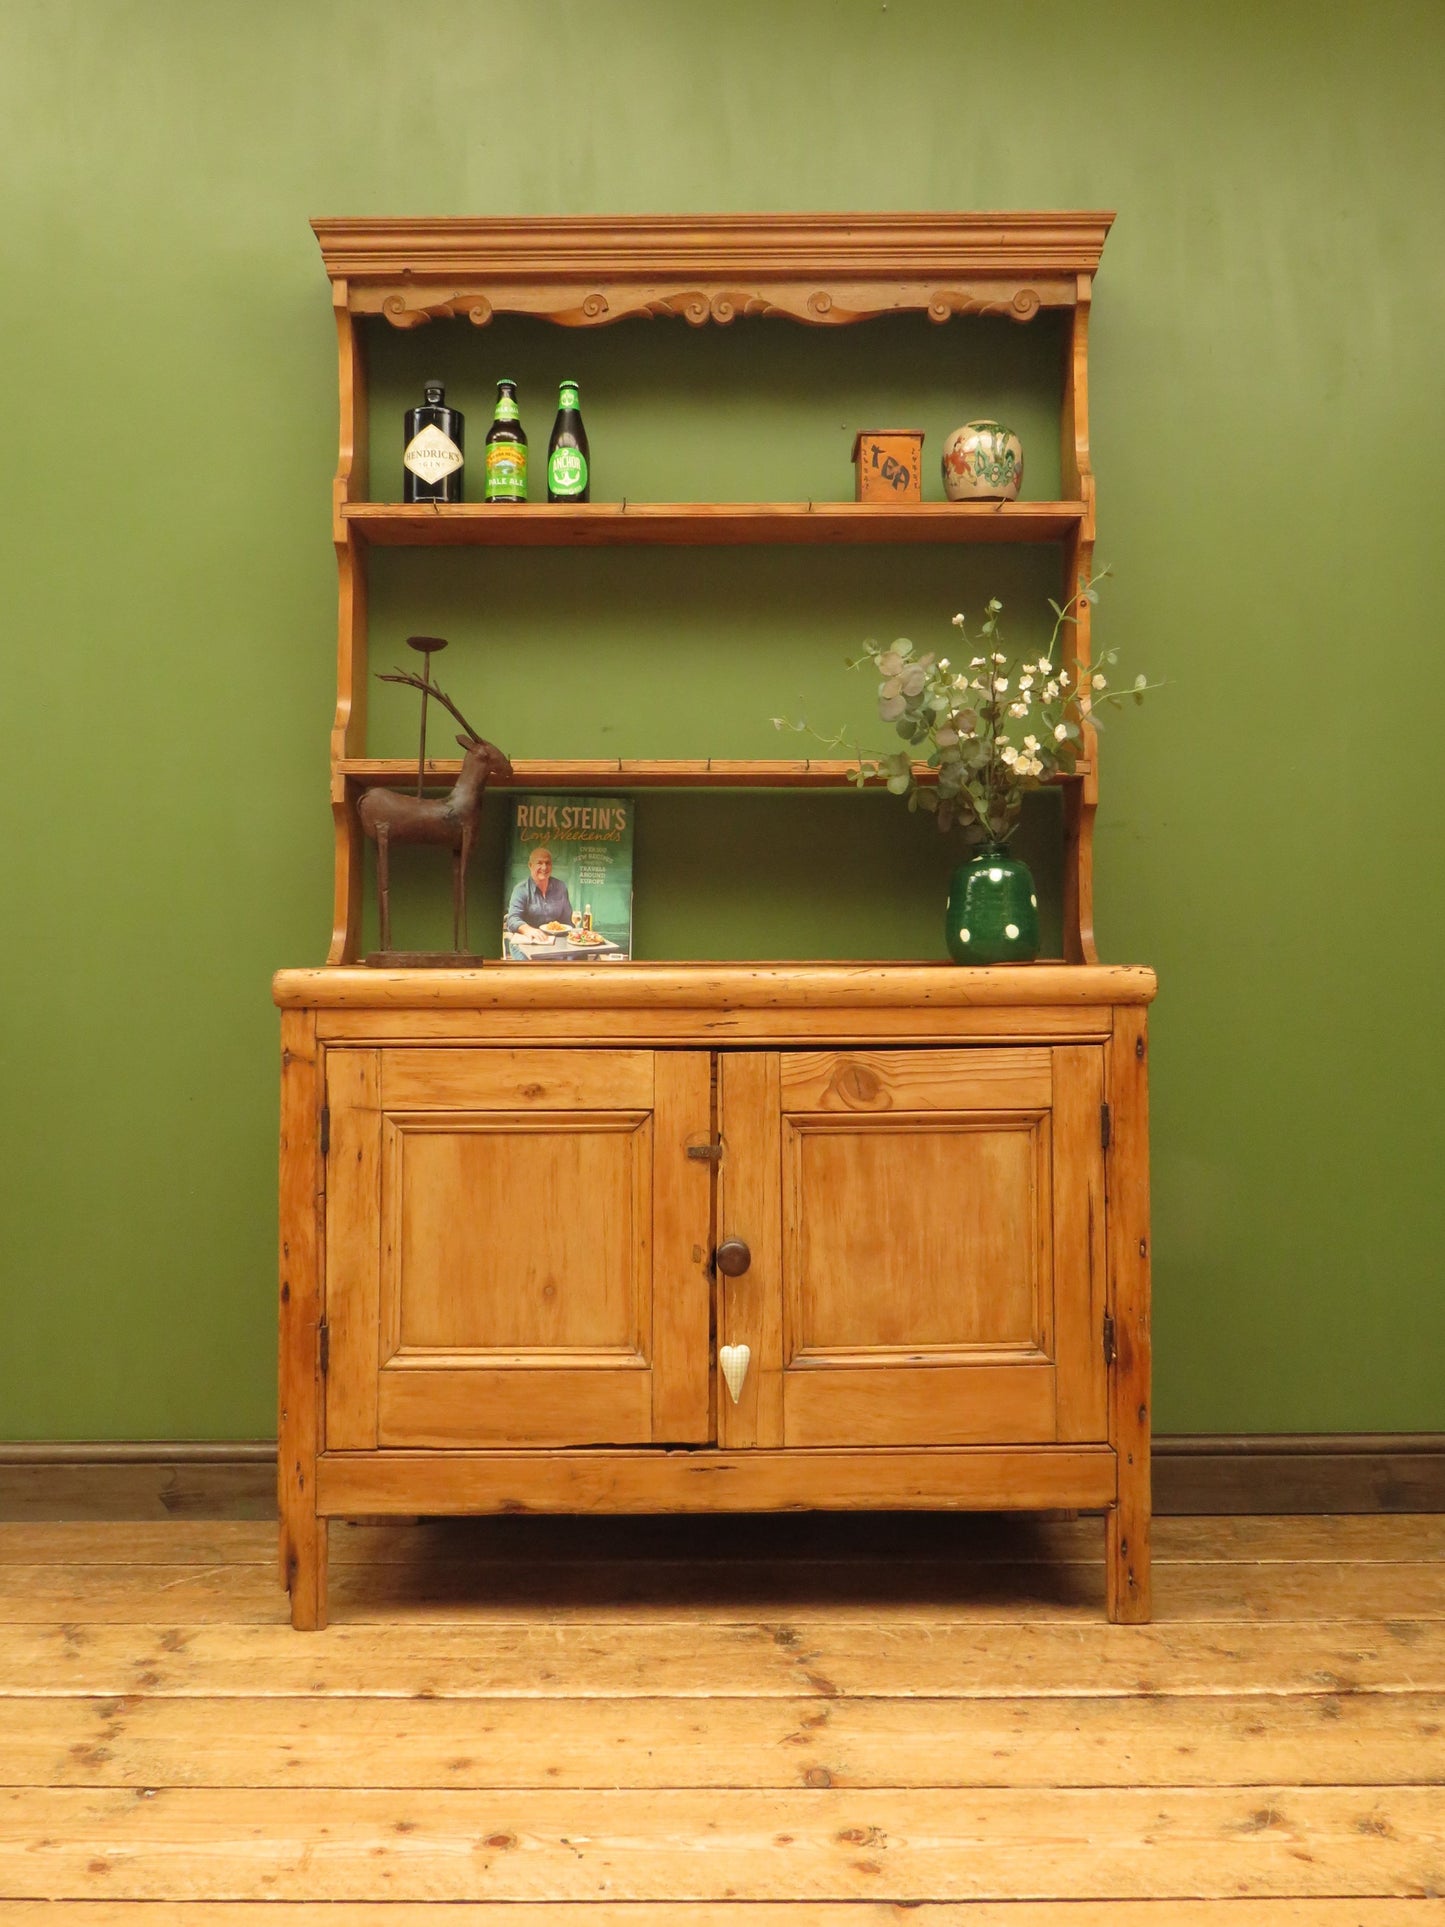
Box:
3;0;1442;1440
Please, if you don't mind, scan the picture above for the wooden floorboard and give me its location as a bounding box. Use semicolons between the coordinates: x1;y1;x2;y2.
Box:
3;1906;1444;1924
0;1517;1442;1909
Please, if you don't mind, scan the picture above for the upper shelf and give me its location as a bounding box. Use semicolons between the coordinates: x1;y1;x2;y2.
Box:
311;212;1114;328
344;501;1088;548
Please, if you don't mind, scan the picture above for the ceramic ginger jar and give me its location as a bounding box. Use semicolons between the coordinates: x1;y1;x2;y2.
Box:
941;420;1023;501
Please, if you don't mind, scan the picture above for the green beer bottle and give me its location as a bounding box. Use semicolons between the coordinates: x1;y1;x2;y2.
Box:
484;379;527;502
547;380;590;502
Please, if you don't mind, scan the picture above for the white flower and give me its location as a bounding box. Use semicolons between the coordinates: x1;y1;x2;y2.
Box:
1037;658;1053;674
952;613;965;628
1058;670;1071;687
1023;734;1039;751
994;677;1009;693
1043;680;1059;701
939;657;950;669
1019;674;1034;691
970;676;986;691
991;651;1007;665
1092;673;1108;690
1000;745;1019;765
970;656;986;667
1054;723;1068;741
1008;700;1028;718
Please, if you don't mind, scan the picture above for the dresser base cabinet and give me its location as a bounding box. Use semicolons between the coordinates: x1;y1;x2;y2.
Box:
276;965;1154;1628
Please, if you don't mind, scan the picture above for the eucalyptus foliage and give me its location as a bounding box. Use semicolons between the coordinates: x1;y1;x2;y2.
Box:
775;573;1153;848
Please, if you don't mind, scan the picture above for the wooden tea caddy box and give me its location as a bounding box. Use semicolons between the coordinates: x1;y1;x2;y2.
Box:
275;212;1154;1630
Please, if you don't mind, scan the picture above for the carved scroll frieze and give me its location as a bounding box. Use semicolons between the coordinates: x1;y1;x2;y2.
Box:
365;278;1062;330
928;285;1043;323
379;291;495;330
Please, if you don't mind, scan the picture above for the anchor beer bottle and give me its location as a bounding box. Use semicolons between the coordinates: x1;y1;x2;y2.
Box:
484;379;528;502
547;379;590;502
402;380;464;503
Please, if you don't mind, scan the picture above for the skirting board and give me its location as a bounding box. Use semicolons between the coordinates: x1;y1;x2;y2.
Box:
1;1436;1442;1520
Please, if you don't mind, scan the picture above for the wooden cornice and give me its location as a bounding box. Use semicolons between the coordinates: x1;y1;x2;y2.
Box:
311;211;1114;328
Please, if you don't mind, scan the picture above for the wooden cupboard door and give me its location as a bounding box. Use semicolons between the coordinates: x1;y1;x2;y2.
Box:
720;1047;1107;1449
323;1049;712;1450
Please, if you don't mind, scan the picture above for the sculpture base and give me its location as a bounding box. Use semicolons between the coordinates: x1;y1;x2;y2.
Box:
362;951;486;969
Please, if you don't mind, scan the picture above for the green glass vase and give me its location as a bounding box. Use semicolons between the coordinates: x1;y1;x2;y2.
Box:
945;844;1040;965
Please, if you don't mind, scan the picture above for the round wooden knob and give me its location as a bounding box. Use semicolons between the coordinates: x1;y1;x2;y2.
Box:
715;1238;752;1277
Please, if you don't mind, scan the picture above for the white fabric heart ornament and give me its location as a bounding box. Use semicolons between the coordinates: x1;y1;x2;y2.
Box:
719;1343;751;1404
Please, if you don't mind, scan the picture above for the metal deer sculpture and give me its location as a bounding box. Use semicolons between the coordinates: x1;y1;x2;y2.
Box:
358;663;512;955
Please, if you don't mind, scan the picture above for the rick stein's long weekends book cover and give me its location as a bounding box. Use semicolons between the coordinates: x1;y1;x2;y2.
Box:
500;794;633;962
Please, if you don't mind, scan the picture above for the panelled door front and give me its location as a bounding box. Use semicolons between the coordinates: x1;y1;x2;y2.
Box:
323;1048;712;1449
717;1047;1107;1449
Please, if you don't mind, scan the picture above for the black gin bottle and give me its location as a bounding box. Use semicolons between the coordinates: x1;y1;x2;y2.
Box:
402;381;464;503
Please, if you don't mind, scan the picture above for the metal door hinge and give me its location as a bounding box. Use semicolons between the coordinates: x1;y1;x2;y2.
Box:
1100;1102;1112;1151
320;1105;330;1158
318;1321;330;1378
1102;1311;1116;1368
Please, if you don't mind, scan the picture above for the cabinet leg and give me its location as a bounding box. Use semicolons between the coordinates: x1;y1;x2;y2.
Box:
283;1513;329;1631
1106;1482;1150;1623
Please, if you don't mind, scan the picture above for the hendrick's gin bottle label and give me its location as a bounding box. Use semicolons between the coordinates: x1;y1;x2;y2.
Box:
402;381;464;501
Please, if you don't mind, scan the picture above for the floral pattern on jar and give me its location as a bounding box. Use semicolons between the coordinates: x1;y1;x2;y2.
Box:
942;420;1023;501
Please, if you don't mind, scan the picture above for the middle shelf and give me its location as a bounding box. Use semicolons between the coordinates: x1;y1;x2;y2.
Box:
336;756;1094;791
343;500;1088;547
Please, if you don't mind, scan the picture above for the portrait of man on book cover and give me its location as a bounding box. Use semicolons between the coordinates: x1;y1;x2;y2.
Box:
502;794;633;962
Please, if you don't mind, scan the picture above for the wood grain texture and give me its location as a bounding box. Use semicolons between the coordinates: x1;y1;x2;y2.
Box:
276;1011;324;1630
319;1048;380;1457
380;1046;654;1110
1107;1005;1152;1622
8;1555;1445;1627
778;1047;1051;1112
381;1119;649;1352
375;1369;654;1450
340;753;1093;791
343;500;1089;547
311;210;1115;305
8;1512;1445;1567
312;1005;1120;1046
327;303;368;965
8;1689;1442;1789
1;1906;1439;1926
314;1445;1116;1517
717;1054;785;1451
1051;1044;1109;1442
3;1783;1440;1901
6;1609;1444;1698
648;1051;714;1441
275;964;1159;1012
15;1441;1437;1522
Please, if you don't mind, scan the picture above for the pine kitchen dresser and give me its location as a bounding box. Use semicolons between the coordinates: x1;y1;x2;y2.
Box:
275;214;1154;1629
